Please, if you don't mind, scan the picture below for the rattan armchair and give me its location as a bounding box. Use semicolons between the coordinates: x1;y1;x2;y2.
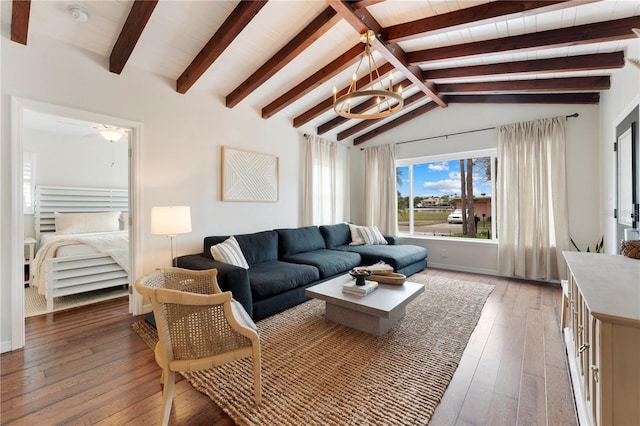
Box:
136;267;261;426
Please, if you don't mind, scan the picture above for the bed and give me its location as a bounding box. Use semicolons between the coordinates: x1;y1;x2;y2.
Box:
31;185;129;311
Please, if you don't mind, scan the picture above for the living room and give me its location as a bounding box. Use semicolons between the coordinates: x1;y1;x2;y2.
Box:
1;1;639;424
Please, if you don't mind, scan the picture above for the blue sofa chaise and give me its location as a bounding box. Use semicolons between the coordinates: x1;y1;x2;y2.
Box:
177;223;427;321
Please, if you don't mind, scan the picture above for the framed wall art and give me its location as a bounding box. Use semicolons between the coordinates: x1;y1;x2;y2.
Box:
221;146;279;202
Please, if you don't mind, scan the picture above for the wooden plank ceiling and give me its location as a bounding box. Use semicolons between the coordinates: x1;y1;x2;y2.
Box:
10;0;640;145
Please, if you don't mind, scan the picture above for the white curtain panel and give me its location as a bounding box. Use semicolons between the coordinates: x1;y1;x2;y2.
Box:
303;135;349;226
497;116;570;281
364;144;398;235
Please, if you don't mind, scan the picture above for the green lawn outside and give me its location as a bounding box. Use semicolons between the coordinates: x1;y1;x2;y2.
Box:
398;209;493;239
397;210;449;226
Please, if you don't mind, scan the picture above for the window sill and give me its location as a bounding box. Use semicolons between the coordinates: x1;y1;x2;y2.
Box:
398;234;498;246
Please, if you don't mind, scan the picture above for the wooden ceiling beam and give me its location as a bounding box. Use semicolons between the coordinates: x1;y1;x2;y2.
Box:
352;92;600;145
317;79;412;135
293;62;395;128
109;0;158;74
446;93;600;104
354;101;440;145
327;0;447;108
177;0;267;94
407;16;640;64
261;44;363;119
422;52;626;80
337;90;426;141
437;76;611;94
11;0;31;45
383;1;568;43
226;7;341;108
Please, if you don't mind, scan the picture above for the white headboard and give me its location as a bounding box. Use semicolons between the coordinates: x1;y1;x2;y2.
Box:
34;185;128;240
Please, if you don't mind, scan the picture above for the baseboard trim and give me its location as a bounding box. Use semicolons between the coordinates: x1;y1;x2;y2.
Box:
1;340;14;354
427;262;498;276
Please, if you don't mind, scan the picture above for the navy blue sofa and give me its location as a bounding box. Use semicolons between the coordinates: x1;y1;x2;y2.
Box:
177;223;427;321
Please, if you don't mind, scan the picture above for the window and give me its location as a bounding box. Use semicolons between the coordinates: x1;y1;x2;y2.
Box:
23;151;35;214
396;149;496;239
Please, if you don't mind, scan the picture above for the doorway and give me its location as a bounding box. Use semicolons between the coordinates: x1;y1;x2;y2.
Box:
9;97;143;350
616;105;639;250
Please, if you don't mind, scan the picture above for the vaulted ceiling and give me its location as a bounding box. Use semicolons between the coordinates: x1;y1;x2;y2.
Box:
6;0;640;145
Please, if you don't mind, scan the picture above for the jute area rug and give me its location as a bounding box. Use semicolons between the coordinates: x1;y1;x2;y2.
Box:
133;275;494;425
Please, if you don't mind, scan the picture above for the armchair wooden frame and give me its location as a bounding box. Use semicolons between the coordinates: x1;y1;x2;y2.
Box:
135;268;261;426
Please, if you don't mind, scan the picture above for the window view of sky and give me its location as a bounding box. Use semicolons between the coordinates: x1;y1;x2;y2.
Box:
397;159;492;198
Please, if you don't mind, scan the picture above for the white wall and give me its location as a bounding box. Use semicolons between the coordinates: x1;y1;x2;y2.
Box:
23;128;129;239
349;102;602;274
599;39;640;254
1;31;305;350
24;128;129;188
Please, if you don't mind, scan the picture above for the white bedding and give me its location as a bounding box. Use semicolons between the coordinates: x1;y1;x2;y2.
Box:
31;231;129;295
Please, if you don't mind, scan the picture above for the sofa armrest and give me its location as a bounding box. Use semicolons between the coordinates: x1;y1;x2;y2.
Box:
176;254;254;318
384;235;400;245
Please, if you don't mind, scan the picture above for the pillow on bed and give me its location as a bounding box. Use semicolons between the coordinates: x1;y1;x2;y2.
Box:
210;236;249;269
54;211;121;234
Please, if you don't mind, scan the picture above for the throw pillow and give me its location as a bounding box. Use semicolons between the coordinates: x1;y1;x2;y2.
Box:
358;225;388;245
348;223;365;246
210;236;249;269
54;211;121;234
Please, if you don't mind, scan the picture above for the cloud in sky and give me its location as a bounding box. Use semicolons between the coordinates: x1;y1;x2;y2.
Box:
422;178;460;195
428;162;449;171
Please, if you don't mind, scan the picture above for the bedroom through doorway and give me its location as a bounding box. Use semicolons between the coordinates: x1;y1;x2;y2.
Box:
22;110;131;317
9;97;143;351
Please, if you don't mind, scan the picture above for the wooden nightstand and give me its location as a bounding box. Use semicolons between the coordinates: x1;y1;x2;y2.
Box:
24;238;36;287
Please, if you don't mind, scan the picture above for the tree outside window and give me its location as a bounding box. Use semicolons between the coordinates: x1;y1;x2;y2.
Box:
396;151;496;239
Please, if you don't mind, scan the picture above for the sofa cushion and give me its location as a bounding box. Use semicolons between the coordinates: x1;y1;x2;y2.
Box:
348;223;366;245
248;260;320;300
203;230;278;266
276;226;326;258
358;225;388;245
336;244;427;270
210;236;249;269
282;249;361;278
235;230;279;265
319;223;351;248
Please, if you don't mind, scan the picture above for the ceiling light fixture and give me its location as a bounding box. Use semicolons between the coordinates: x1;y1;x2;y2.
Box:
333;30;403;120
69;5;90;23
100;126;125;142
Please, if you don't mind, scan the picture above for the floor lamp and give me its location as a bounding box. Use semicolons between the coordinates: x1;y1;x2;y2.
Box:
151;206;192;267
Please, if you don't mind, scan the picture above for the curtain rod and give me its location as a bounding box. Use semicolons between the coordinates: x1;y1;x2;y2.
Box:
305;113;579;149
356;112;579;150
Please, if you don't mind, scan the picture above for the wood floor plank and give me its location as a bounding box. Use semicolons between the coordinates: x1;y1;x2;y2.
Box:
517;372;547;425
522;304;546;378
1;269;577;426
545;365;578;425
485;393;518;425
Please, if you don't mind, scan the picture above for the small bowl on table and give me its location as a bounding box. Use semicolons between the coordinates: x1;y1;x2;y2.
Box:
349;268;372;286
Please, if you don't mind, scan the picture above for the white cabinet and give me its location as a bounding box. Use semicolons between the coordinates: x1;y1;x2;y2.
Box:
562;252;640;426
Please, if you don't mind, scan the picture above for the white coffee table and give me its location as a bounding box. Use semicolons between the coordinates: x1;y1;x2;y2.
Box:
305;274;424;336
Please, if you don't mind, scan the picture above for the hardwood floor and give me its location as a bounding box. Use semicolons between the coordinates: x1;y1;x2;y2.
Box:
1;269;577;425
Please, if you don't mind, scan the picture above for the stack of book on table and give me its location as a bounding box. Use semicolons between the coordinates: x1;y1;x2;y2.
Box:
342;280;378;296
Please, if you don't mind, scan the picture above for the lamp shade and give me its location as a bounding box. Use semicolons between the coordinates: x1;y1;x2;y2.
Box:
150;206;192;236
